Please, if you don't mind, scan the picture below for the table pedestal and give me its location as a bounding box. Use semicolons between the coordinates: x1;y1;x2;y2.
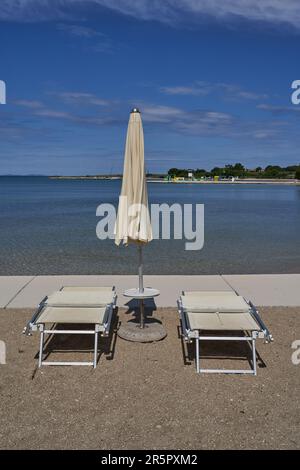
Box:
118;288;167;343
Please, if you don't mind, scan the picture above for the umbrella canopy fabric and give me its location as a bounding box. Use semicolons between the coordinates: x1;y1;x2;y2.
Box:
115;110;153;246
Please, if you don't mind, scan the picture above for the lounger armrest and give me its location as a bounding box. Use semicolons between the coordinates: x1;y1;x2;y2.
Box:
248;300;273;343
102;294;117;335
177;299;192;341
22;297;48;336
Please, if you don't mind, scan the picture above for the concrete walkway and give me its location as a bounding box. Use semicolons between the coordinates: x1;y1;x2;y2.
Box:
0;274;299;308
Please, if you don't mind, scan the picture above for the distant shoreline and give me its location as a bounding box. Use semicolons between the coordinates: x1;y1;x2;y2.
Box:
1;175;299;185
147;179;300;185
49;175;299;185
49;175;122;180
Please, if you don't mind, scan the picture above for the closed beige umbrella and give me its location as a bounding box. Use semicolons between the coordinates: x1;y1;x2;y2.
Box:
115;108;152;246
115;109;153;328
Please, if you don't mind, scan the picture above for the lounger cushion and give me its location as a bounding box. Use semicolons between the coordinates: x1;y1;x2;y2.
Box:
36;306;107;324
183;291;236;297
181;294;249;313
186;311;259;331
46;290;114;307
61;286;113;292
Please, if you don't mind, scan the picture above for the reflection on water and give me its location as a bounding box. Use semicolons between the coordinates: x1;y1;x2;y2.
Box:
0;177;299;275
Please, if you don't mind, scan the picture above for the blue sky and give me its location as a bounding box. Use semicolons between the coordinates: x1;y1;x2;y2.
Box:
0;0;300;175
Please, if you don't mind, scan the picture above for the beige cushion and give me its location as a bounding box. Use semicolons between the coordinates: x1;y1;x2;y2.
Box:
184;291;236;297
187;311;259;331
61;286;113;292
46;290;114;307
181;294;249;313
37;307;106;324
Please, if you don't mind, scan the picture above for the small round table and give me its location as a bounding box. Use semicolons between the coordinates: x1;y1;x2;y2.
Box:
124;288;160;329
118;287;167;342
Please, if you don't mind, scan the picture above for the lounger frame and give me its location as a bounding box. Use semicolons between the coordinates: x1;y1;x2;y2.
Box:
178;295;273;375
24;287;117;368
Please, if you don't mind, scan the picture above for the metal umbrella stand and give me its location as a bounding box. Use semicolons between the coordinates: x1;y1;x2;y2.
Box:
138;244;144;327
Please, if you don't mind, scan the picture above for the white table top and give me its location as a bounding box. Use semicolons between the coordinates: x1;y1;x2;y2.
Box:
124;288;160;299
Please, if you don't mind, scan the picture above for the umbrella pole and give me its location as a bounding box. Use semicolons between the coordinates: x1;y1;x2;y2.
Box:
138;244;144;292
138;244;144;328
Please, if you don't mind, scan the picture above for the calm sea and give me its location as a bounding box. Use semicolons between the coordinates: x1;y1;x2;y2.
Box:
0;176;299;275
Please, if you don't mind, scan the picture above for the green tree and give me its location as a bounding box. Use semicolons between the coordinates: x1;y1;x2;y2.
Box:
194;168;207;178
295;168;300;180
168;168;179;177
211;166;224;176
232;163;246;177
223;163;245;178
168;168;188;178
223;165;233;177
285;165;298;172
264;165;283;178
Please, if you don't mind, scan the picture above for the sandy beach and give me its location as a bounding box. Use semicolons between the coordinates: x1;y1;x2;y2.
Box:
1;306;299;450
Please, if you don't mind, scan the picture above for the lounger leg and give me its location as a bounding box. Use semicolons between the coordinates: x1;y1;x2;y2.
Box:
195;336;200;373
252;337;257;376
38;325;45;368
93;330;99;369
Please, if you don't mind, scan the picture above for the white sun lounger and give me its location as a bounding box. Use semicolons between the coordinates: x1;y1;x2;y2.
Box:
178;290;273;375
23;286;117;368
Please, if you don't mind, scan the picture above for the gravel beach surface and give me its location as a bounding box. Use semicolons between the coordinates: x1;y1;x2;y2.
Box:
0;307;299;450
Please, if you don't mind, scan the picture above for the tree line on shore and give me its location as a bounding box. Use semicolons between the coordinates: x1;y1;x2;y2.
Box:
167;163;300;180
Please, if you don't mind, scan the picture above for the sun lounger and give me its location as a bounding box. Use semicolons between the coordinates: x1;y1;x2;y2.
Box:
178;290;273;375
23;286;117;368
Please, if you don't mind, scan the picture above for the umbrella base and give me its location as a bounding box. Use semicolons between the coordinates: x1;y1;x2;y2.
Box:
118;319;167;343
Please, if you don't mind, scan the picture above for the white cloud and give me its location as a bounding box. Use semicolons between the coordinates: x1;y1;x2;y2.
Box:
34;107;114;125
57;23;105;38
257;103;300;114
1;1;300;30
142;104;183;122
140;103;235;136
161;82;268;101
11;89;292;141
161;85;210;97
53;91;110;106
14;99;43;108
35;109;74;119
57;23;115;53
